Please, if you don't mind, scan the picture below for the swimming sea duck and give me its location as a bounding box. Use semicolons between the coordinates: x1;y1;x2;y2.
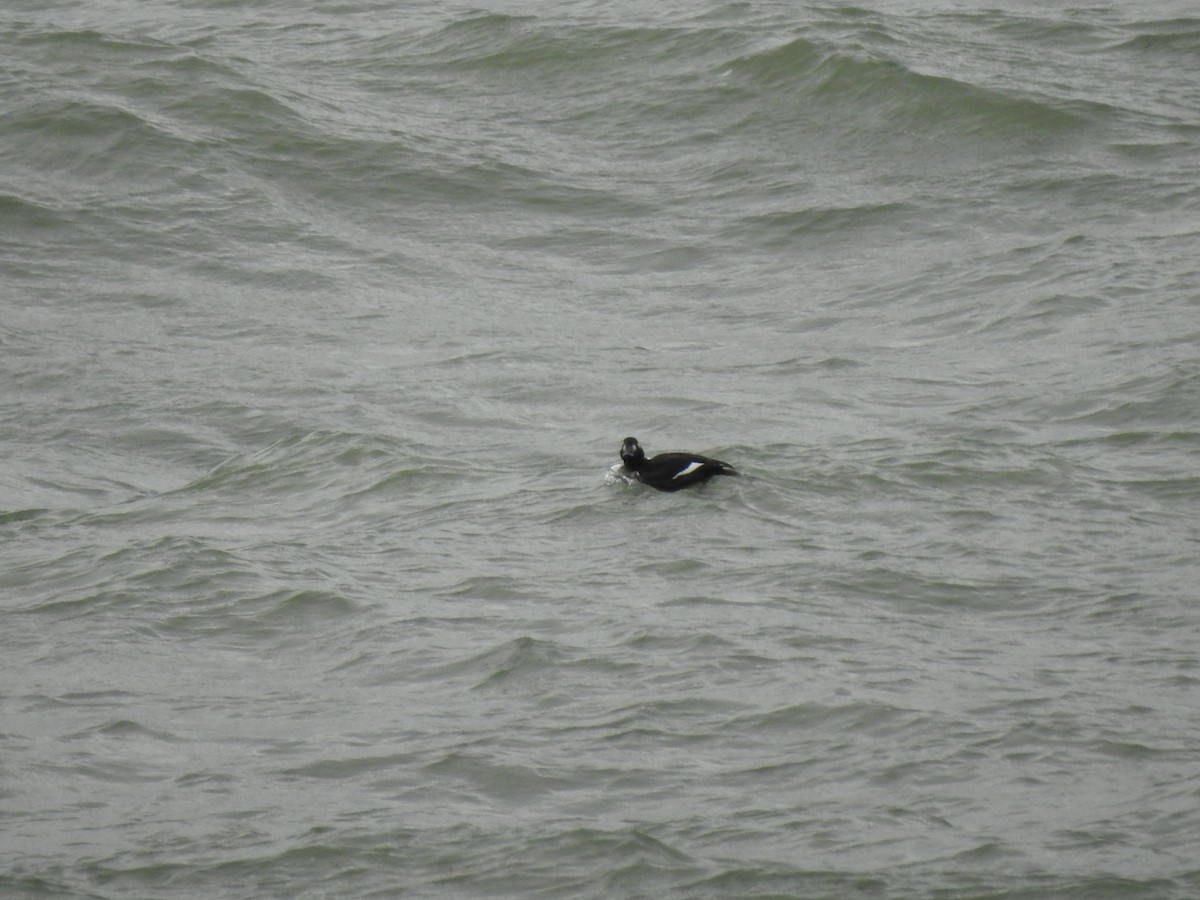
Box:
618;436;738;492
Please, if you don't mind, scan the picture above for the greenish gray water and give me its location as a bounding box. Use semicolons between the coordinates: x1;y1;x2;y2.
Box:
2;2;1199;897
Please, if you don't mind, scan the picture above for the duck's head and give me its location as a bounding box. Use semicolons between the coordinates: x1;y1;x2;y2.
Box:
620;436;645;470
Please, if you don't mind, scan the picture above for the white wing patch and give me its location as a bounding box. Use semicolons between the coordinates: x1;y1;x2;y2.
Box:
673;461;705;479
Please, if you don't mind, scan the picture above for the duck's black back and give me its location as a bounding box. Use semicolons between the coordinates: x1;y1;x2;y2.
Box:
638;451;737;492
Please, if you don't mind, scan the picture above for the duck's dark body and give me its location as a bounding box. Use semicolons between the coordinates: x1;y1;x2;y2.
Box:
619;436;738;492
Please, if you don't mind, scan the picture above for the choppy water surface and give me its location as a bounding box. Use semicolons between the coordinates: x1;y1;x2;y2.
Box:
3;1;1199;897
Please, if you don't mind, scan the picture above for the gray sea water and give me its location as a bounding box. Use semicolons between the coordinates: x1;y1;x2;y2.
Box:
3;1;1199;897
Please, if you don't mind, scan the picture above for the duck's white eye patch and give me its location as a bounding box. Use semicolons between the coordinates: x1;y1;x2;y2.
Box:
673;461;705;479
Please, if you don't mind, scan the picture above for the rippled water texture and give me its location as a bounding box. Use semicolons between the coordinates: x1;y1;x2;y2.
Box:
2;1;1199;897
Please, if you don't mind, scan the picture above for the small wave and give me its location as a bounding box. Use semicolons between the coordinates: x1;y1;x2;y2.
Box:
724;34;1091;142
421;635;565;691
423;751;577;802
1050;365;1200;431
437;574;545;603
0;507;50;526
155;587;361;646
723;201;914;248
259;588;359;622
281;752;413;780
412;13;743;78
11;25;174;59
65;718;180;743
7;95;206;180
0;192;68;231
1109;19;1200;54
175;770;236;789
177;429;434;518
721;700;918;737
